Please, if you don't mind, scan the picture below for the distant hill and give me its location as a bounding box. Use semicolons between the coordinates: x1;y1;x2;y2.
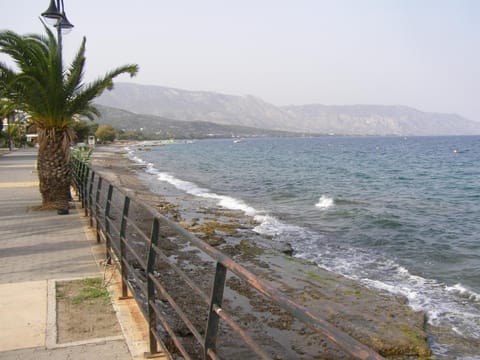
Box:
96;83;480;136
95;105;294;139
282;104;480;136
96;83;293;131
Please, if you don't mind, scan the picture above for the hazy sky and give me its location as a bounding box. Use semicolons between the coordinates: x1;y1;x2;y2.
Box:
1;0;479;121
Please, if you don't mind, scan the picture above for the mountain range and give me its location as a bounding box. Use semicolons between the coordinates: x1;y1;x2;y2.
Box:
95;83;480;136
95;104;294;139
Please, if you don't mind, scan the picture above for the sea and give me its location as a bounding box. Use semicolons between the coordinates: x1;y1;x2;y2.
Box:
126;136;480;358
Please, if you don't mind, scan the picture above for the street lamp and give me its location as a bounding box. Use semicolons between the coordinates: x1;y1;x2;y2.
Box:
41;0;74;67
41;1;74;215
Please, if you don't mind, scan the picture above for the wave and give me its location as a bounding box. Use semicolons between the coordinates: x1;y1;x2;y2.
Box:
445;283;480;302
315;195;334;209
126;148;294;237
126;146;148;165
296;243;480;340
315;195;364;209
152;171;300;237
152;168;257;215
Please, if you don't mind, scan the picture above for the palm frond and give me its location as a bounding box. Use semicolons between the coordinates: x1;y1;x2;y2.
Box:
1;24;138;131
64;37;87;99
0;61;15;98
65;64;138;119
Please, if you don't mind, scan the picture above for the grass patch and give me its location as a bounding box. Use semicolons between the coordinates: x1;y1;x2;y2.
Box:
64;278;110;305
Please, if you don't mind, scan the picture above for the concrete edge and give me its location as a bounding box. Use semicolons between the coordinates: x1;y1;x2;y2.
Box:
72;198;166;359
73;197;108;268
48;335;126;350
46;279;57;349
106;268;159;359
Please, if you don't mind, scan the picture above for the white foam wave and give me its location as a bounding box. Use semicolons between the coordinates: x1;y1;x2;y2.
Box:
125;146;148;166
154;172;258;216
445;284;480;302
252;215;305;237
315;195;334;209
127;150;287;234
156;171;295;236
293;236;480;345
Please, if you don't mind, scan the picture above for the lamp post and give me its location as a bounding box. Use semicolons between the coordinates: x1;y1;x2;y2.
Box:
41;0;74;68
41;1;74;215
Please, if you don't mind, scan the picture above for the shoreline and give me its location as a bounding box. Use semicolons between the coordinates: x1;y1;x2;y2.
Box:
90;143;436;358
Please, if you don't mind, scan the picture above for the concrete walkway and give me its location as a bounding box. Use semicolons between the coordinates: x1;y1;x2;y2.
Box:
0;149;142;359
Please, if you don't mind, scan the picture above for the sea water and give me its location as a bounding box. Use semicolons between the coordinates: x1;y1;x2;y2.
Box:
127;136;480;357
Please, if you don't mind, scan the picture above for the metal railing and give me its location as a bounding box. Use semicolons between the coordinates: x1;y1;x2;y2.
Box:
70;156;384;360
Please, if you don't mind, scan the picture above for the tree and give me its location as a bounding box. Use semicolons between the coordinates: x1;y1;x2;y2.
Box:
71;119;97;143
0;113;5;144
0;25;138;209
95;124;116;143
6;122;26;147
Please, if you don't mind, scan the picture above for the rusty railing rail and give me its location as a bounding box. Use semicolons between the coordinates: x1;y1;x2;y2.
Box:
70;156;384;360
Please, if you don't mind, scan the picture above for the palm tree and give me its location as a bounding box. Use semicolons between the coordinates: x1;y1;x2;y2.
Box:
0;25;138;210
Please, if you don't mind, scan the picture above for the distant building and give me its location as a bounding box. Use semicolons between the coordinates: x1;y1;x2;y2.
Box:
1;111;37;147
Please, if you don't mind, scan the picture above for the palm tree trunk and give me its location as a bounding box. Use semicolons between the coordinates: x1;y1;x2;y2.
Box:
37;128;72;210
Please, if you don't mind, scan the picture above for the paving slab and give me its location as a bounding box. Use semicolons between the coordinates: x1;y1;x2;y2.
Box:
0;281;47;352
0;340;131;360
0;151;100;284
0;149;137;359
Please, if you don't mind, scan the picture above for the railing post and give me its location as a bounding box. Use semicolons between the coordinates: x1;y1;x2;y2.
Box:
204;262;227;359
119;196;130;298
105;184;114;264
88;170;96;224
94;177;103;243
70;157;79;199
78;160;86;206
82;166;90;211
145;218;160;357
70;157;76;193
75;159;82;202
74;158;80;198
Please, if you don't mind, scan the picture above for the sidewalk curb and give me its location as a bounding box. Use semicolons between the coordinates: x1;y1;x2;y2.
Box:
46;279;56;349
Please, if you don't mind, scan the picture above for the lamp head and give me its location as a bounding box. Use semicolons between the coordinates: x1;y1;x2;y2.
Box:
41;0;62;25
56;11;74;34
